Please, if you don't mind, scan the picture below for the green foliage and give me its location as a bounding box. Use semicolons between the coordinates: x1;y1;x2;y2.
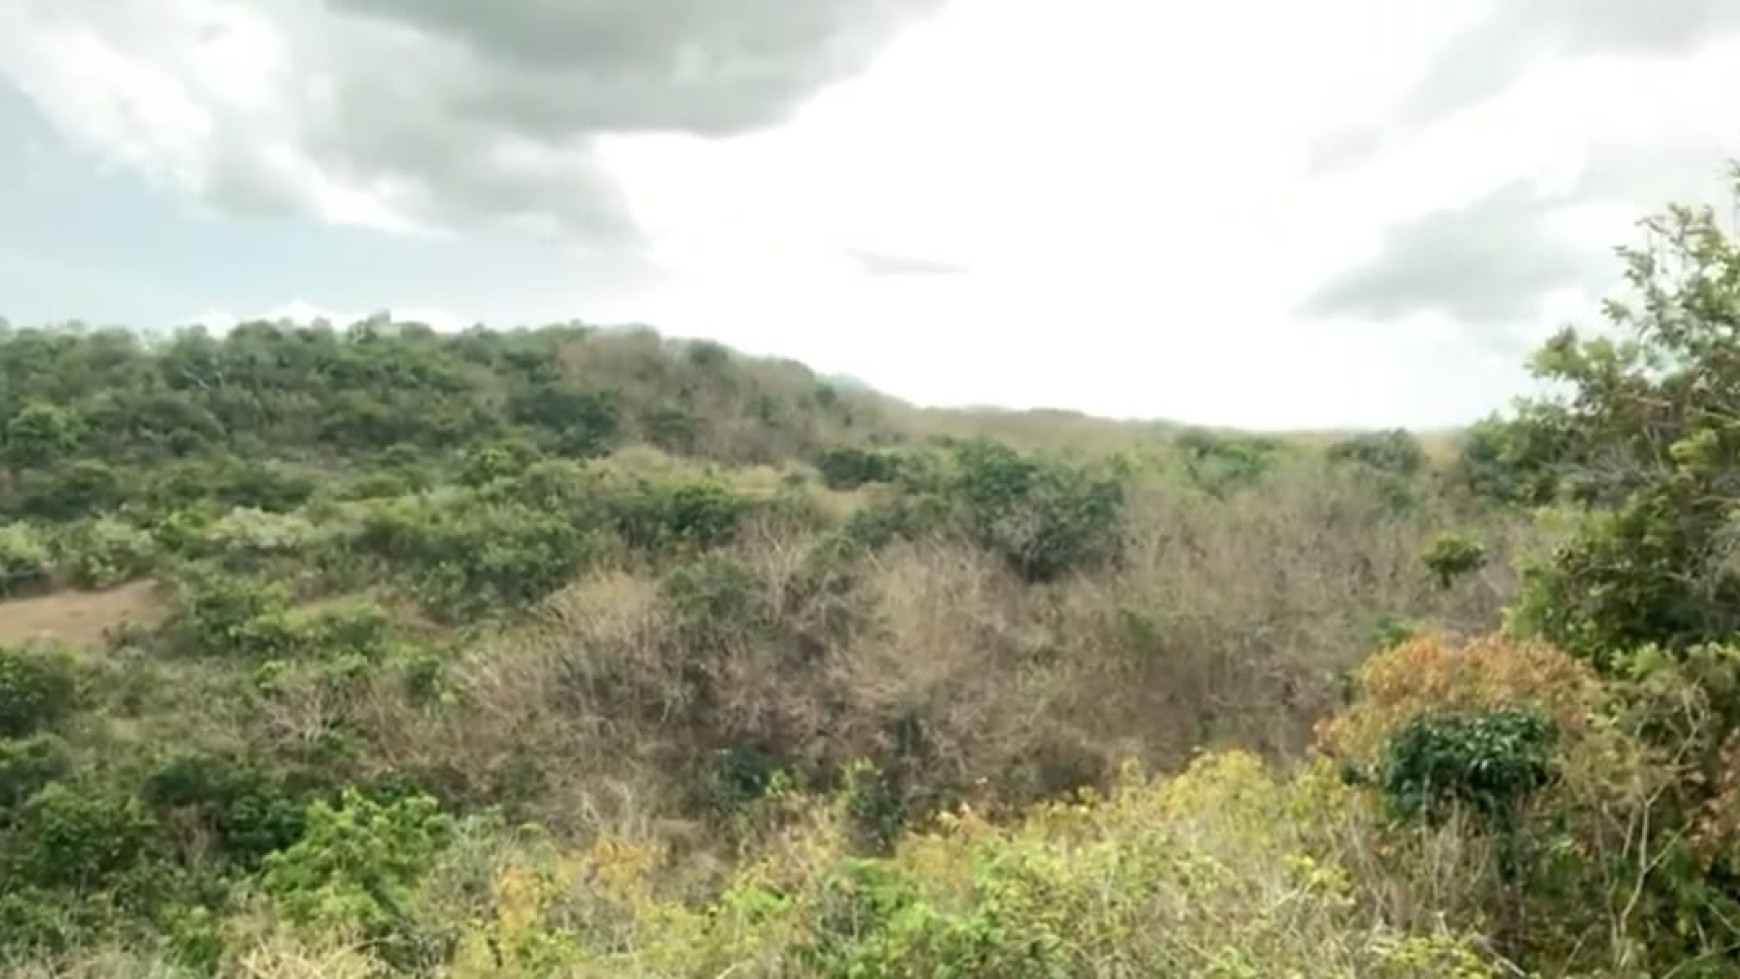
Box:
817;446;906;490
171;572;294;657
8;459;125;521
0;733;73;810
1421;532;1487;590
142;753;309;867
0;320;887;525
0;522;54;597
1328;429;1426;476
642;404;701;454
57;517;157;589
507;384;621;457
1377;707;1557;828
948;440;1125;583
0;646;82;738
261;790;454;968
3;401;82;468
4;782;159;890
363;499;597;618
609;478;749;551
457;437;542;487
1507;193;1740;664
1452;416;1558;505
837;491;952;553
1175;429;1283;495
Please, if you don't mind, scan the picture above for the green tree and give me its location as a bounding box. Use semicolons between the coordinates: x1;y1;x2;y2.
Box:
3;402;82;469
1509;183;1740;663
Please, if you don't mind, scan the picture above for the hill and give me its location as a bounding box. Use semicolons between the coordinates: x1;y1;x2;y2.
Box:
7;179;1740;975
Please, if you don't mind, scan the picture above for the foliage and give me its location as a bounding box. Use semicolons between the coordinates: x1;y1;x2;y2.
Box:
24;176;1740;973
57;517;158;589
816;446;905;490
1174;429;1284;495
0;522;54;597
260;790;455;969
947;440;1124;583
1328;429;1425;476
0;645;83;738
1376;707;1557;827
1421;531;1486;590
1507;192;1740;662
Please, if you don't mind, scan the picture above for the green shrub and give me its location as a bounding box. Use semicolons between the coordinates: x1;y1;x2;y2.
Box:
949;440;1125;583
1175;429;1283;495
199;507;324;558
1421;531;1486;590
171;573;294;657
358;498;596;618
836;492;952;553
58;517;157;589
817;446;905;490
457;437;542;487
1452;416;1559;505
0;733;73;810
1328;429;1426;476
4;782;159;890
9;459;125;522
2;401;82;468
0;522;54;597
609;478;749;551
642;405;701;454
1377;707;1557;828
142;753;309;867
261;790;455;969
0;646;82;738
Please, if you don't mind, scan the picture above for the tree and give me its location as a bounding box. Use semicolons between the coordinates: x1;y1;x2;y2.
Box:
1500;170;1740;961
3;403;80;468
1509;180;1740;664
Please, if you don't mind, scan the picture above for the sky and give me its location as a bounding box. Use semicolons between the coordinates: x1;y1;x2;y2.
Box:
3;0;1740;429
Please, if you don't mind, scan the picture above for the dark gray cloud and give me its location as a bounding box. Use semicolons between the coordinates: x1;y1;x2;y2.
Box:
1301;181;1605;326
2;0;944;236
845;247;970;276
1302;137;1739;330
330;0;938;135
1310;0;1740;175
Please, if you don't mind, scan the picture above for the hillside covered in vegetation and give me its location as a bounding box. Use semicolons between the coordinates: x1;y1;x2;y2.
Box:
6;181;1740;977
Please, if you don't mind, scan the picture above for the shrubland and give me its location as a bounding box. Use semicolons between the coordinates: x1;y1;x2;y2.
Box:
6;171;1740;975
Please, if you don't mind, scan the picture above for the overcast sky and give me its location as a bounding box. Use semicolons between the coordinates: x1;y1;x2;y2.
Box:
3;0;1739;428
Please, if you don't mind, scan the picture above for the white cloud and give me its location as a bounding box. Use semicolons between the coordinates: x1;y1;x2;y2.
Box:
6;0;1740;428
0;0;942;235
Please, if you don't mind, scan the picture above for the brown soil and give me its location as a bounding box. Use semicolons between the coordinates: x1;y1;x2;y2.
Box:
0;580;166;650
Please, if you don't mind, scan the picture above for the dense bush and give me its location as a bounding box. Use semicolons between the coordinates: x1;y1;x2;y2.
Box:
0;522;54;597
56;517;157;588
1328;428;1426;476
0;646;83;738
948;440;1124;583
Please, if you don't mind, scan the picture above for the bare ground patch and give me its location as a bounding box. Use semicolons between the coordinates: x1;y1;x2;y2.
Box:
0;580;166;650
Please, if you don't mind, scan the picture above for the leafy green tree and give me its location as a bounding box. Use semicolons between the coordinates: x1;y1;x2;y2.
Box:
0;646;82;738
1328;428;1426;476
3;402;81;468
0;523;54;597
1421;532;1487;590
1500;168;1740;963
1508;185;1740;663
949;440;1124;583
